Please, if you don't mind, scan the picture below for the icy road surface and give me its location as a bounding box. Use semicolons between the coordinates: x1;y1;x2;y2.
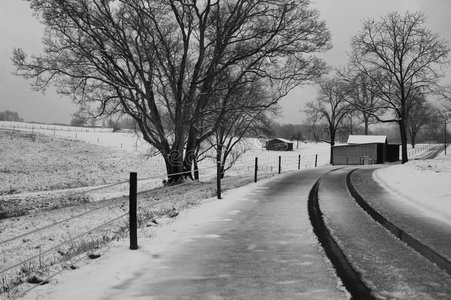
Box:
319;168;451;299
22;169;348;300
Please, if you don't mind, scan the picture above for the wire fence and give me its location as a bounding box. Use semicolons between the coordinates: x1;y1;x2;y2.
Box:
0;141;440;298
0;123;333;297
0;150;326;298
0;121;113;133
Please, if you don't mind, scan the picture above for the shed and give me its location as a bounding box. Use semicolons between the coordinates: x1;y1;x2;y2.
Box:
332;135;399;165
265;138;294;151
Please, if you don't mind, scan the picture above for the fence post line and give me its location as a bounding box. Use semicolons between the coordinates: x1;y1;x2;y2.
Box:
254;157;258;183
129;172;138;250
315;154;318;167
278;156;281;174
298;155;301;170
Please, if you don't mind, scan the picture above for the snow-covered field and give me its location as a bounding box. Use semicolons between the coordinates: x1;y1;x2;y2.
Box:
1;121;446;222
15;144;451;300
375;150;451;225
2;120;450;298
0;121;331;219
0;121;331;191
0;121;332;297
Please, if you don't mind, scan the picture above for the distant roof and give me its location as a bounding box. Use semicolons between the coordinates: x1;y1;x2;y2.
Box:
269;138;294;144
347;135;387;144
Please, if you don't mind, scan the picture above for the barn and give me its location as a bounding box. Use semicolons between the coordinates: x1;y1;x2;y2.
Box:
332;135;400;165
265;138;294;151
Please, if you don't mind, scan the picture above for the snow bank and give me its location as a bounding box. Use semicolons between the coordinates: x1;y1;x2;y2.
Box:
375;151;451;225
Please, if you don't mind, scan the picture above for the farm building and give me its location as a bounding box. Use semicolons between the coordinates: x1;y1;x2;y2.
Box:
265;138;294;151
332;135;400;165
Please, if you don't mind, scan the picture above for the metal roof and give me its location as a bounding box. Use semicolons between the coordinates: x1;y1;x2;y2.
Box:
347;135;387;144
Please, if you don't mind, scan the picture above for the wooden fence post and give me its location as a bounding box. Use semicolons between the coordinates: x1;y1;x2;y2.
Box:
216;152;222;199
278;156;281;174
129;172;138;250
254;157;258;183
298;155;301;170
315;155;318;167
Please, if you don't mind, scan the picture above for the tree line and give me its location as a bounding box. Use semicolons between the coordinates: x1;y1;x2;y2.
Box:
0;111;23;122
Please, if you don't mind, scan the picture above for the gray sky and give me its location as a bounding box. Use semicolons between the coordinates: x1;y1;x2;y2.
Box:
0;0;450;124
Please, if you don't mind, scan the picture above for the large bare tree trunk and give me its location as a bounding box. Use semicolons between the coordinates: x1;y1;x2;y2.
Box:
399;120;409;164
164;142;190;184
329;127;336;165
164;156;184;184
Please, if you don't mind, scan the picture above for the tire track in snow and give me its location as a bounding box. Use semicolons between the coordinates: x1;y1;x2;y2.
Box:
308;169;375;300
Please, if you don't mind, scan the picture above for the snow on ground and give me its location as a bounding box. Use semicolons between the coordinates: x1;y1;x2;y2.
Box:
0;131;158;193
1;121;330;168
0;121;333;297
375;148;451;225
5;120;451;298
2;120;448;227
17;175;347;300
0;121;331;180
13;178;274;300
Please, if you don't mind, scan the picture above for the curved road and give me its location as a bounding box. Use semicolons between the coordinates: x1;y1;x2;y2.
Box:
101;168;348;300
317;167;451;299
22;158;451;299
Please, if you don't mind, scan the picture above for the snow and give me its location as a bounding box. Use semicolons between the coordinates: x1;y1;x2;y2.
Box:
0;121;334;297
374;150;451;225
0;121;330;170
16;179;278;300
3;120;451;298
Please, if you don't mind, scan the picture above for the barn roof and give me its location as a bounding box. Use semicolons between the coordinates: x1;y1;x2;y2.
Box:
347;135;387;144
269;138;294;144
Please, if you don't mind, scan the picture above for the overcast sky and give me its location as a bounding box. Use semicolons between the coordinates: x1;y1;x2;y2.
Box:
0;0;450;124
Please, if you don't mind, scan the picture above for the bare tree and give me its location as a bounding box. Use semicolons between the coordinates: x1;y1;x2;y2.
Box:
339;69;384;134
406;93;434;148
338;110;364;138
350;11;450;163
305;77;352;164
13;0;331;183
192;78;276;179
214;80;277;178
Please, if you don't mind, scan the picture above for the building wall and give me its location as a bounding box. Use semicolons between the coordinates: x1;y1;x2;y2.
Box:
332;144;378;165
266;139;293;151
